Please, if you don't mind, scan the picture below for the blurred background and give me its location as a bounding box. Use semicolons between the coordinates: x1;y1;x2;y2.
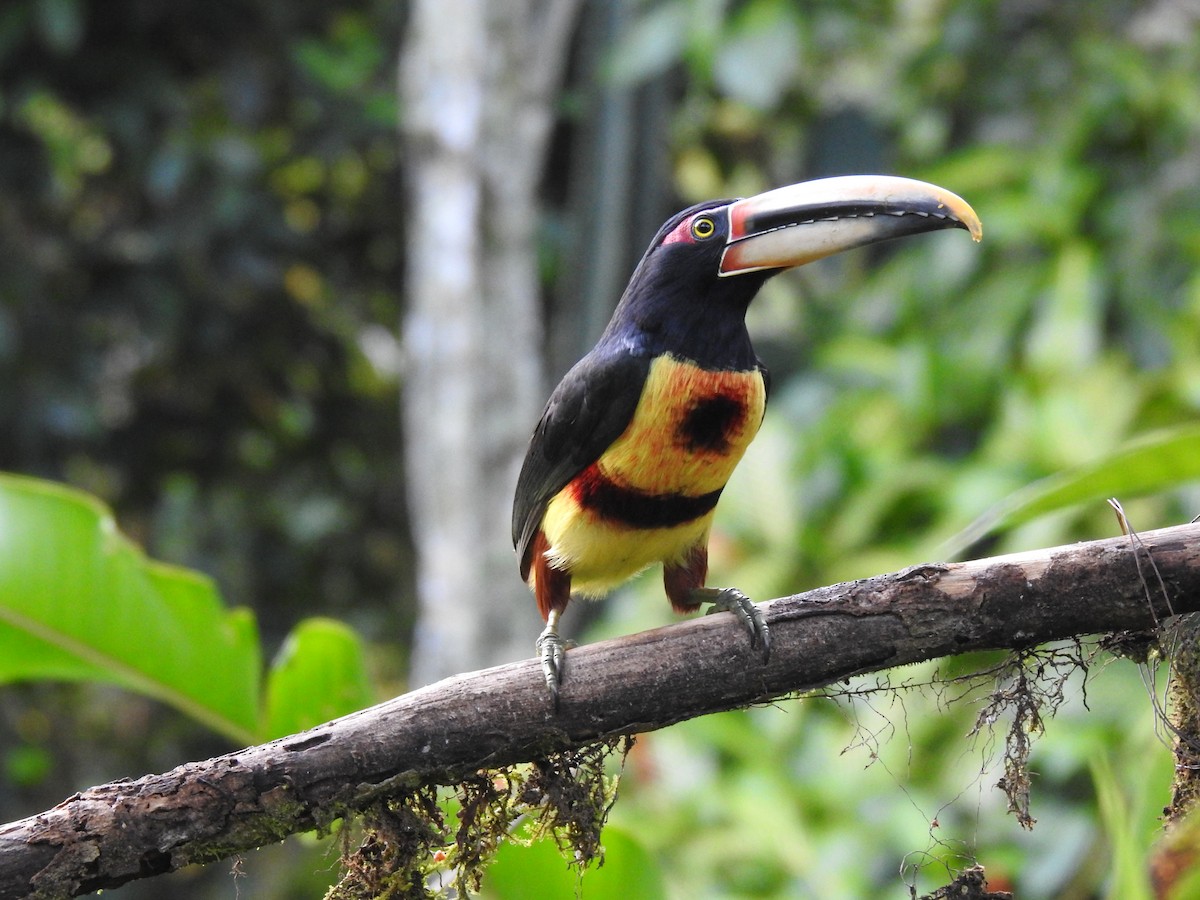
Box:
2;0;1199;896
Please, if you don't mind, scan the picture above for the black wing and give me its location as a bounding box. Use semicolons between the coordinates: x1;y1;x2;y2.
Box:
512;349;651;579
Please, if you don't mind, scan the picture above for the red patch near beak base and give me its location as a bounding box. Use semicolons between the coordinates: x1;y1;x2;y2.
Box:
661;215;697;246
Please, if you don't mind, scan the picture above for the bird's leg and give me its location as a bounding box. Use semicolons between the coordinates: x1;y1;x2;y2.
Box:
691;586;771;663
531;544;574;702
535;608;568;701
665;547;770;663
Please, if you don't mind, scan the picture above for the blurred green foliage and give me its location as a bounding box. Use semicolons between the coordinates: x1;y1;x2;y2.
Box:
0;1;403;895
0;0;408;649
540;2;1199;898
2;0;1199;897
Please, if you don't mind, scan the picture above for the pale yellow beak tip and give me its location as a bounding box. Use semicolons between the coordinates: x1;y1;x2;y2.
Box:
942;193;984;243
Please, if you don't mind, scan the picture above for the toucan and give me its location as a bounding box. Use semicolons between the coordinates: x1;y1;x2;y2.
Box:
513;175;982;700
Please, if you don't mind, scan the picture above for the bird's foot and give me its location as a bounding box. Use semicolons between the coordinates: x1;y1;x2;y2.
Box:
535;610;573;703
693;586;770;663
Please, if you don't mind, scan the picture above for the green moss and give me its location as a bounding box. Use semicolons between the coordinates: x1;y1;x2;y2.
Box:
1163;616;1200;825
326;736;633;899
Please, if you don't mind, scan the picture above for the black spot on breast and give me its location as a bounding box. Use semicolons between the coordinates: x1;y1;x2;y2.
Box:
677;393;745;453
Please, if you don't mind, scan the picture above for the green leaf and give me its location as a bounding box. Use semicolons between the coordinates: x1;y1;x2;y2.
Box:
1091;755;1154;900
0;473;261;744
264;617;376;739
941;424;1200;556
484;826;664;900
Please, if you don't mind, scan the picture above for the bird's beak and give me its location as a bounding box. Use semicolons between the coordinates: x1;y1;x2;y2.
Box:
719;175;983;276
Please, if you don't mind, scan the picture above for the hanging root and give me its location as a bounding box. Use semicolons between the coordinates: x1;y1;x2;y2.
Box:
327;735;634;898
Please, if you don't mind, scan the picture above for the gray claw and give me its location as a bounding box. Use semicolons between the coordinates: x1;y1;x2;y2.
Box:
701;587;771;663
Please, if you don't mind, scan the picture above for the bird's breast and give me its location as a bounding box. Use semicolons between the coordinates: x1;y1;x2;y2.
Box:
595;353;766;498
537;352;766;592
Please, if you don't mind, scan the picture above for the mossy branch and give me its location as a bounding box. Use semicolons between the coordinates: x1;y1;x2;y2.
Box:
2;522;1200;898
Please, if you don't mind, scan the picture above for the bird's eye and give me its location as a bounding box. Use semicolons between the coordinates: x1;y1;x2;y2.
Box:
690;215;716;240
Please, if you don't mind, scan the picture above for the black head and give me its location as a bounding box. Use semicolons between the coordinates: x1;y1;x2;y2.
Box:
601;199;771;369
598;176;983;369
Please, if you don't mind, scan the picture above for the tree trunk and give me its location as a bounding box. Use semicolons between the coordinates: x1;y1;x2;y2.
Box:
399;0;582;683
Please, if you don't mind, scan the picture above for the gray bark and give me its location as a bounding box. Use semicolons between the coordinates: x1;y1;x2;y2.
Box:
400;0;583;682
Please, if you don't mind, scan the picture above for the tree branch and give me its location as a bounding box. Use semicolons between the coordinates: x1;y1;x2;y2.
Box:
3;522;1199;898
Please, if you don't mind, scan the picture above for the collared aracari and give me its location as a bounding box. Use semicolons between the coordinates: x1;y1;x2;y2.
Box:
513;175;982;699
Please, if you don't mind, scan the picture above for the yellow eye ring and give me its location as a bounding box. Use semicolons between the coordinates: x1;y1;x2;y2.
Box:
690;215;716;240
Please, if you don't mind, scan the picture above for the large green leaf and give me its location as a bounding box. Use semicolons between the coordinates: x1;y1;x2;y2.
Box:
264;617;375;739
942;423;1200;557
0;473;262;744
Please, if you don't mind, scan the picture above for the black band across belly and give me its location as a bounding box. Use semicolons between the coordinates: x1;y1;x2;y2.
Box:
571;463;723;529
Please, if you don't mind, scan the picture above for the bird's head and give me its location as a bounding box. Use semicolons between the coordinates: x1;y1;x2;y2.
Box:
608;175;982;361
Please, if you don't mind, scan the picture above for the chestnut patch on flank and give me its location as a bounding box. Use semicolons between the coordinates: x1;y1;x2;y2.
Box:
531;530;571;619
677;393;745;453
